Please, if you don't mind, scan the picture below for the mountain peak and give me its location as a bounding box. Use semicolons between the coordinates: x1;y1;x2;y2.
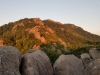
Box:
33;18;44;26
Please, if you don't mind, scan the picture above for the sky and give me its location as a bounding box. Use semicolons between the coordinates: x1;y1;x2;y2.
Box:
0;0;100;35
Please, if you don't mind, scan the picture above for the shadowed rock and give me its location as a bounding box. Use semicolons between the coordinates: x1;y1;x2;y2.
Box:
89;48;100;59
85;59;100;75
20;49;53;75
53;54;84;75
81;53;92;68
0;46;21;75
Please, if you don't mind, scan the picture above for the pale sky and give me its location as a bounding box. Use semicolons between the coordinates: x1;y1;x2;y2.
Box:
0;0;100;35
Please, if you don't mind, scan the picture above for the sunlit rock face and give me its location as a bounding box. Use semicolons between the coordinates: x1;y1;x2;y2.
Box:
0;39;3;46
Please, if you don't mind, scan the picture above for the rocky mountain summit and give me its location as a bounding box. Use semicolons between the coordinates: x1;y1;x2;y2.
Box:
0;18;100;54
0;46;100;75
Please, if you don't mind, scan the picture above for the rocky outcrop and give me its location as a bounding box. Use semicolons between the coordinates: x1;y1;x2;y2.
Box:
33;45;40;50
85;59;100;75
81;53;92;68
58;38;67;47
12;22;24;33
0;39;3;46
33;18;44;26
20;49;53;75
45;26;54;34
1;46;100;75
27;26;46;43
84;48;100;74
81;53;90;60
53;54;84;75
89;48;100;59
0;46;21;75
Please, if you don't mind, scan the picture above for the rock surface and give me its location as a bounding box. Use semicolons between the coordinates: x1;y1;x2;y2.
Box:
81;53;92;68
89;48;100;59
1;46;100;75
20;49;53;75
33;18;44;26
81;53;90;60
53;54;84;75
28;26;46;43
0;46;21;75
85;59;100;75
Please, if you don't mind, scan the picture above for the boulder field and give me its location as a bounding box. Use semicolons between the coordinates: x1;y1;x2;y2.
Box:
0;46;100;75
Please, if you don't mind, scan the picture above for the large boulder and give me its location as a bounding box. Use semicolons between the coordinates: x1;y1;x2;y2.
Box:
89;48;100;59
81;53;92;68
20;49;53;75
81;53;90;60
85;59;100;75
0;46;21;75
53;54;84;75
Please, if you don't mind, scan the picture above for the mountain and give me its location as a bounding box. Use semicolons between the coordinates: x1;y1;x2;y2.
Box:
0;18;100;54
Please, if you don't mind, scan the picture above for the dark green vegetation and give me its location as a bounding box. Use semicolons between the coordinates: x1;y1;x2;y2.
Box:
0;18;100;64
40;42;67;65
41;43;93;64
